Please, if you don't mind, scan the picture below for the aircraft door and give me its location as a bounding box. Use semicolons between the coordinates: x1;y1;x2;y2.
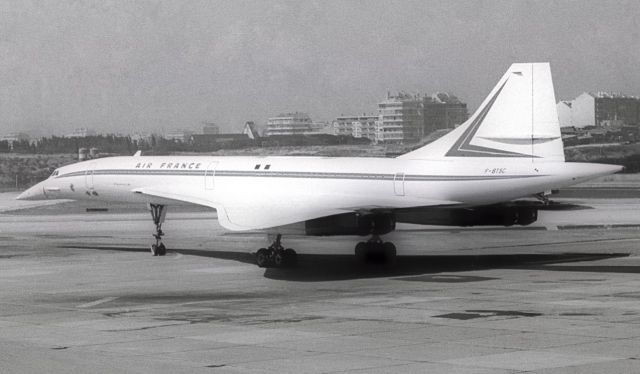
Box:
204;162;219;190
84;162;95;191
393;172;405;196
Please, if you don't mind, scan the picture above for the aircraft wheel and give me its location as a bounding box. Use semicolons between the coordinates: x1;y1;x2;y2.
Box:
256;248;270;268
150;244;158;256
372;242;387;263
383;242;397;264
273;249;286;267
157;243;167;256
355;242;367;263
284;248;297;267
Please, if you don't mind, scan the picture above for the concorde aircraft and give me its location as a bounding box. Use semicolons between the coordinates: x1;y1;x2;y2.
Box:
18;63;622;267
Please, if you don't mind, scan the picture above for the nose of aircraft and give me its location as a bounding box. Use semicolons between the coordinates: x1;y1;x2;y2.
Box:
16;183;47;201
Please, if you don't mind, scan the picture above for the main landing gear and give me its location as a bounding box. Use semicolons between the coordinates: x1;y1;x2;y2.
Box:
355;235;397;264
255;234;297;268
149;203;167;256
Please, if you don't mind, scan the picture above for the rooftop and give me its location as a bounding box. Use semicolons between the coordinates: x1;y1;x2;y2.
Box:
424;92;464;104
588;92;640;100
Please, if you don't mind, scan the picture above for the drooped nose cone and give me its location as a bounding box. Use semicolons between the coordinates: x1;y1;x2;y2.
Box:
16;183;46;201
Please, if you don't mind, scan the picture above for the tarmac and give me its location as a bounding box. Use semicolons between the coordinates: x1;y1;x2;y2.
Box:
1;191;640;373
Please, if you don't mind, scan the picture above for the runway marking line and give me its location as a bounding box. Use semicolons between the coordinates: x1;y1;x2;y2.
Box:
76;297;118;309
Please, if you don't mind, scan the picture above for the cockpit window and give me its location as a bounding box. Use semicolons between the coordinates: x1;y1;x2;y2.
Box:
50;170;59;177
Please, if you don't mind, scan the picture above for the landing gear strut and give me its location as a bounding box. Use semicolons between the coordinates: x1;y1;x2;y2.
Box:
255;234;297;268
148;203;167;256
355;235;396;264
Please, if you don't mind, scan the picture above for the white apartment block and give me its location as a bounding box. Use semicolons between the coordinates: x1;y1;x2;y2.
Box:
265;112;314;136
376;95;423;143
556;100;573;128
333;115;378;141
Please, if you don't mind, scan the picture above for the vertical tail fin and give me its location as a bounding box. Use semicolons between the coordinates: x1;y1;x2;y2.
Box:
399;63;564;162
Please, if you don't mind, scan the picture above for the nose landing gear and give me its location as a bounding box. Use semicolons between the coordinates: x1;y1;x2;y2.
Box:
255;234;297;268
149;203;167;256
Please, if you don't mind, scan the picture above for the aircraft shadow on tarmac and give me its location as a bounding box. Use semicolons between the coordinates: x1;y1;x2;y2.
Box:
64;245;632;282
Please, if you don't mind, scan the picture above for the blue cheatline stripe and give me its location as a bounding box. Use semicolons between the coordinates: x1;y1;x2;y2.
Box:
55;169;547;182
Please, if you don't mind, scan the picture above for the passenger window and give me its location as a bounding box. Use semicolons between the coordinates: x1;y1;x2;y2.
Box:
264;164;271;170
50;170;59;177
254;164;260;170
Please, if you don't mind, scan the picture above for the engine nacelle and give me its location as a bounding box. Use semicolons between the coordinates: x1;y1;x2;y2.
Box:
396;206;538;227
453;206;538;227
515;207;538;226
305;213;395;236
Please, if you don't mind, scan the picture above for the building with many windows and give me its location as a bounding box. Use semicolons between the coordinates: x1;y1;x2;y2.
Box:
336;92;468;144
353;117;377;140
333;116;356;136
265;112;315;136
422;93;468;133
376;93;423;143
332;114;378;141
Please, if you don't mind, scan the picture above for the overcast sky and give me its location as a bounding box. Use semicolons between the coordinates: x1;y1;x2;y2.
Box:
1;0;639;136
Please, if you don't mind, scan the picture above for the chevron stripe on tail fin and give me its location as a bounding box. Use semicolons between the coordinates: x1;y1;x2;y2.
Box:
399;63;564;162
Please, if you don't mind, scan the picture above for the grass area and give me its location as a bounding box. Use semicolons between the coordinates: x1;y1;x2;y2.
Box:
565;143;640;173
565;143;640;161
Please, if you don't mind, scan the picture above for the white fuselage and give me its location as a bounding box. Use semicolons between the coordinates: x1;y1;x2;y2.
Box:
19;155;621;231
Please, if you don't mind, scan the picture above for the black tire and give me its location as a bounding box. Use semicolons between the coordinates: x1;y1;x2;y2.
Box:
355;242;367;263
150;244;158;256
368;242;385;263
383;242;397;264
273;249;285;267
256;248;270;268
284;248;297;267
157;243;167;256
